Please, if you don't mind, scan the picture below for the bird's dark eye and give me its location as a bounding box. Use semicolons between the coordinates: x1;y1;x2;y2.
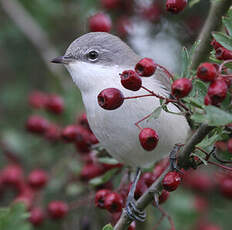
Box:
88;50;99;61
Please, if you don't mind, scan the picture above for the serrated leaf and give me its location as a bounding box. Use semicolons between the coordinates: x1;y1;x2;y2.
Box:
191;106;232;126
147;106;162;121
89;168;118;186
223;17;232;36
102;224;114;230
98;157;119;165
212;32;232;50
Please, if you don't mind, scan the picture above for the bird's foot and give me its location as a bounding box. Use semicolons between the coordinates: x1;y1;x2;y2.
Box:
169;144;183;173
125;198;146;222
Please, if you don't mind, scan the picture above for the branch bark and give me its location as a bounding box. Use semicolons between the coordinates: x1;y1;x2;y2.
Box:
190;0;232;70
0;0;65;86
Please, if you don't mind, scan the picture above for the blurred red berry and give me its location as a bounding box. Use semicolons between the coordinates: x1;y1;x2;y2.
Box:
128;222;136;230
104;192;123;213
159;190;170;204
171;78;192;98
48;201;69;219
134;180;148;200
197;63;218;82
29;208;45;226
28;91;48;109
100;0;120;9
166;0;187;13
141;172;156;187
120;70;142;91
116;16;131;37
162;171;181;192
215;140;227;152
219;177;232;199
204;94;212;106
80;163;104;181
88;13;112;32
141;3;162;22
2;164;24;188
95;189;111;209
14;189;34;210
98;88;124;110
194;196;208;213
45;124;61;141
207;79;228;105
28;169;48;190
26;115;49;134
46;95;64;114
77;113;91;131
139;128;159;151
215;47;232;60
135;58;157;77
62;125;79;142
227;138;232;153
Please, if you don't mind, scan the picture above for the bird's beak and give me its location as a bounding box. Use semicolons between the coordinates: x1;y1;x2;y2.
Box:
51;56;75;64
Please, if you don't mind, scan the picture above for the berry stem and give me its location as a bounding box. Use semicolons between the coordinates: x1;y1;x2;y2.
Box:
157;64;174;82
135;112;153;130
124;94;154;100
208;160;232;172
219;59;232;73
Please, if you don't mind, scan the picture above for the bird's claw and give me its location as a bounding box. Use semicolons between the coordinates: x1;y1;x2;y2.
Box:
125;199;146;222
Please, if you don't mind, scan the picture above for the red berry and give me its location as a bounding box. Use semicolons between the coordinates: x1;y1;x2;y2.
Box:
141;3;161;22
62;125;79;142
98;88;124;110
215;47;232;60
166;0;187;13
80;163;104;181
45;124;61;141
158;190;170;204
215;140;227;152
104;192;123;213
26;115;49;134
46;95;64;114
134;180;148;200
100;0;120;9
197;63;218;82
171;78;192;98
194;196;208;213
204;94;212;106
28;91;48;109
28;169;48;190
120;70;142;91
48;201;69;219
211;39;223;50
2;164;24;188
207;79;228;105
162;171;181;192
227;138;232;154
88;13;112;32
29;208;45;226
135;58;157;77
139;128;159;151
95;189;111;209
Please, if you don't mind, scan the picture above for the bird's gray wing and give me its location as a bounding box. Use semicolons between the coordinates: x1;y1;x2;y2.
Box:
154;66;172;93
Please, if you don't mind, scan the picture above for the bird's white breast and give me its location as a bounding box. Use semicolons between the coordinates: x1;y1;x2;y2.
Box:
66;61;190;168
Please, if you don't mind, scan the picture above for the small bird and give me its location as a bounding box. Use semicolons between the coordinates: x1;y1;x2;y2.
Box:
52;32;190;221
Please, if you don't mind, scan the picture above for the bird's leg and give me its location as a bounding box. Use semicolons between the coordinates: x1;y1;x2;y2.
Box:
169;144;183;173
125;167;146;222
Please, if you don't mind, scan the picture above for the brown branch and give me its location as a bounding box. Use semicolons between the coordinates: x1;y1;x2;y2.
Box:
0;0;66;88
190;0;232;70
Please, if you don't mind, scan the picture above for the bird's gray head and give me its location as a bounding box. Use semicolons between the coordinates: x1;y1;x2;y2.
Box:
52;32;139;67
52;32;140;93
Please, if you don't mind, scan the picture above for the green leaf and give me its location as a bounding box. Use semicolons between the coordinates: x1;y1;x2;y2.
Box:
89;168;118;186
212;32;232;50
191;152;208;165
181;47;190;78
223;16;232;36
0;203;32;230
147;106;162;121
191;106;232;126
102;224;114;230
98;157;119;165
